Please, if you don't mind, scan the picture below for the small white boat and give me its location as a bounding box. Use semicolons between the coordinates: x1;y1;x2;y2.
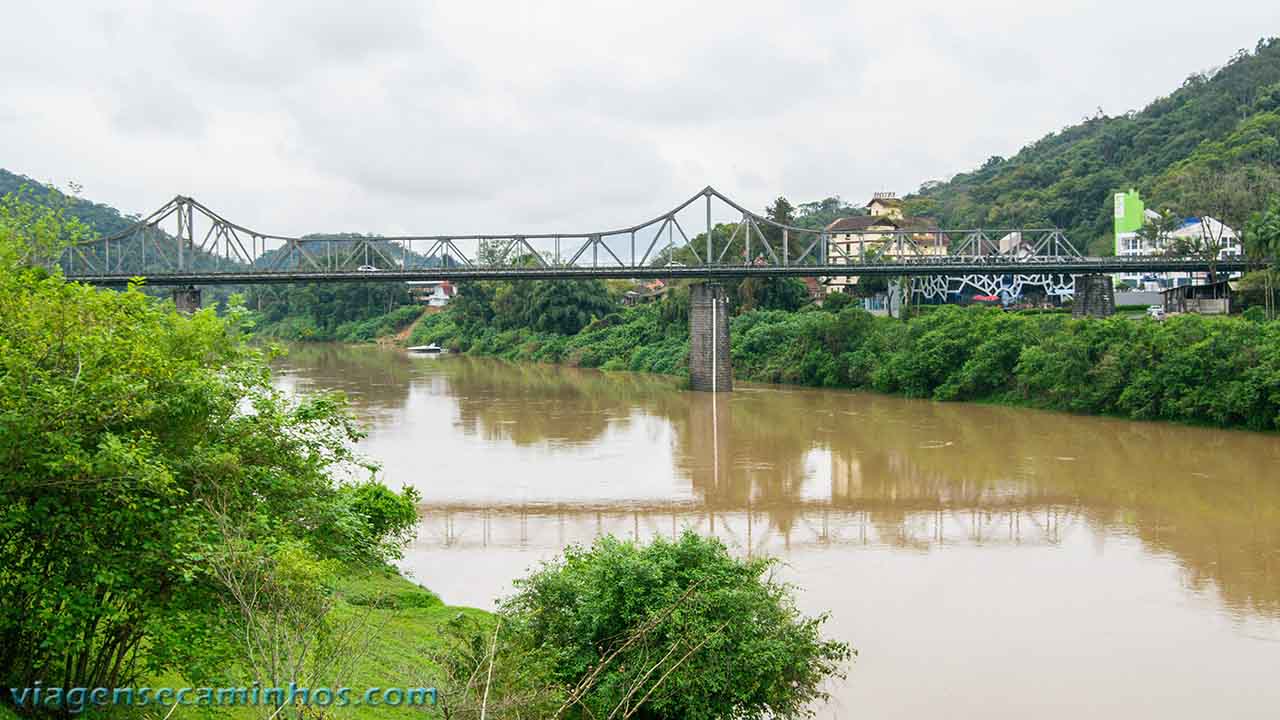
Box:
407;343;445;354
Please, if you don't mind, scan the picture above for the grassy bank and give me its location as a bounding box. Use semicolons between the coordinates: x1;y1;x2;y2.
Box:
133;566;488;720
411;300;1280;431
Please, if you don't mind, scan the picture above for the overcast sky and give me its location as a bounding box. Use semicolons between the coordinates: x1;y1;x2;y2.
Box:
1;1;1275;236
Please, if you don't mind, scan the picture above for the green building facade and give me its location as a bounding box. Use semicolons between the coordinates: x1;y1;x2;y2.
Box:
1114;189;1145;236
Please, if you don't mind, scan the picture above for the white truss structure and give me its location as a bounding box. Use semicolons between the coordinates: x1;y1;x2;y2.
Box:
908;229;1081;301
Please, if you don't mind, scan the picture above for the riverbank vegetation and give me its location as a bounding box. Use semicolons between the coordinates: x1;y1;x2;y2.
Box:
246;283;423;342
0;194;434;709
412;284;1280;431
430;532;851;720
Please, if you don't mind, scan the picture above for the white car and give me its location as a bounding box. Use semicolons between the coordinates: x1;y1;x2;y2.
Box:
1146;305;1166;320
357;265;380;272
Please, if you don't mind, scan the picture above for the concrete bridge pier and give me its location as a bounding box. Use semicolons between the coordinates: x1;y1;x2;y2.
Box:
1072;274;1115;318
689;282;732;392
172;286;202;314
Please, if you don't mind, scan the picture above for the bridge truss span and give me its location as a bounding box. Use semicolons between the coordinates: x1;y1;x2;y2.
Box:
59;187;1258;286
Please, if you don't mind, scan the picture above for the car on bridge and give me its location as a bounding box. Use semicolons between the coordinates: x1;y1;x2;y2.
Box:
357;265;380;272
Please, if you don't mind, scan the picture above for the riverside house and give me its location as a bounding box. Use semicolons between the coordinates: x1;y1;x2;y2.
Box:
824;193;948;294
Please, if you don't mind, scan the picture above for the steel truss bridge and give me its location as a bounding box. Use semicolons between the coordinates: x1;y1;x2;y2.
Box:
61;187;1253;296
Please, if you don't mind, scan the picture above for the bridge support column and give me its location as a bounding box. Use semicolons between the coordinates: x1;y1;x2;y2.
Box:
1072;274;1114;318
689;283;732;392
172;286;202;314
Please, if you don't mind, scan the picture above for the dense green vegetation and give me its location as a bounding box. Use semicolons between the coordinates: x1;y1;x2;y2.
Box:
251;288;423;342
479;532;852;720
141;567;487;720
1245;202;1280;318
908;38;1280;254
415;288;1280;431
0;195;434;704
732;304;1280;430
412;292;687;374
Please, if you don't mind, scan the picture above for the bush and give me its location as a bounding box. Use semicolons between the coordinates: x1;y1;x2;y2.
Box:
500;532;852;720
822;291;856;312
259;304;422;342
330;481;421;563
334;305;423;342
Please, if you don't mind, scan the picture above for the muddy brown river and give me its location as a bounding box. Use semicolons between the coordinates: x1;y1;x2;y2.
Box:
274;343;1280;719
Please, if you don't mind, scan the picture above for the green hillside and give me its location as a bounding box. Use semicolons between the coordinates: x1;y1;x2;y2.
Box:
905;37;1280;254
0;169;138;237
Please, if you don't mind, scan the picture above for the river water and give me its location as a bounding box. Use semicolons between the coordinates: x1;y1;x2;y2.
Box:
274;343;1280;719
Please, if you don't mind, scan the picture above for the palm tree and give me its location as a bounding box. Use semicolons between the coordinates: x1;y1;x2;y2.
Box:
1245;203;1280;319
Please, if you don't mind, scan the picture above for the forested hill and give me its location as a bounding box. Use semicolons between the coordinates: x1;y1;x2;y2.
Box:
0;168;138;237
904;37;1280;255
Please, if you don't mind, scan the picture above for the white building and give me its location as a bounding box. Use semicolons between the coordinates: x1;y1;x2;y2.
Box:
1113;191;1240;291
406;280;456;307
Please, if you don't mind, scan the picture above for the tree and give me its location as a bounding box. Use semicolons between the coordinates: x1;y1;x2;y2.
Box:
739;276;811;313
500;532;852;720
823;290;856;312
0;187;91;269
525;280;618;335
1164;165;1280;292
728;199;817;313
0;193;417;695
1138;207;1183;255
663;223;740;267
794;197;864;232
850;273;889;298
1245;201;1280;318
763;196;797;262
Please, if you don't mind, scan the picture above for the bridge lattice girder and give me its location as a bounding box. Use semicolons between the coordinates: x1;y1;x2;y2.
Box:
58;188;1257;286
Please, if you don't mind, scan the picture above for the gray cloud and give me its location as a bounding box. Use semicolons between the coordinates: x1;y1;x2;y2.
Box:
0;0;1274;236
107;74;206;136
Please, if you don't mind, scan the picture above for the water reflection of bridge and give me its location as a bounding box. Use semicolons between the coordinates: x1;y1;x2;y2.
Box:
417;499;1082;556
